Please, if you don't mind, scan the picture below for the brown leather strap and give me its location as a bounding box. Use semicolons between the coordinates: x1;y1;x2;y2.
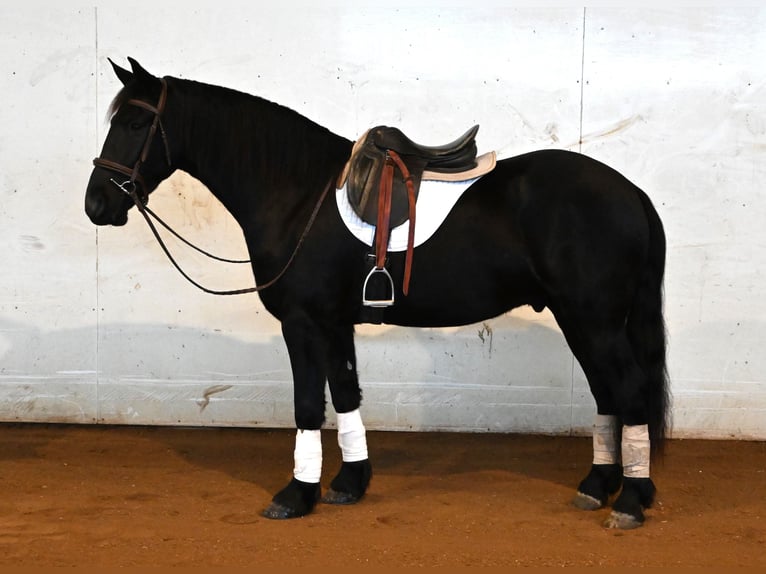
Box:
387;150;417;296
92;157;143;183
372;150;417;296
95;76;331;296
123;177;335;295
92;77;171;205
374;156;395;270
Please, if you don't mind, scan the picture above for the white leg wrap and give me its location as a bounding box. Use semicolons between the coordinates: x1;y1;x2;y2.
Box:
622;424;651;479
336;409;368;462
592;414;619;465
293;429;322;483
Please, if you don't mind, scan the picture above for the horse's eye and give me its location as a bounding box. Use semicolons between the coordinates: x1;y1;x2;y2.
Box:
129;121;146;130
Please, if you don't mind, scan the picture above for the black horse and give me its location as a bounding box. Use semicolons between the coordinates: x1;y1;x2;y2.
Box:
85;58;670;529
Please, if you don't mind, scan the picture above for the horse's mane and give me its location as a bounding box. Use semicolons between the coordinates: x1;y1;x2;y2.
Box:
177;78;352;192
108;76;353;193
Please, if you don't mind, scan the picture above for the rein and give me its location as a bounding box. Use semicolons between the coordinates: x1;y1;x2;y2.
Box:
93;76;334;296
115;178;333;295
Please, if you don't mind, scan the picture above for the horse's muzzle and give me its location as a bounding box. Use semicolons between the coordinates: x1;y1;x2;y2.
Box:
85;191;128;226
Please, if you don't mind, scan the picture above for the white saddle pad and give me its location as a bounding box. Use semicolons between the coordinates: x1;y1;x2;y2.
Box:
335;177;480;251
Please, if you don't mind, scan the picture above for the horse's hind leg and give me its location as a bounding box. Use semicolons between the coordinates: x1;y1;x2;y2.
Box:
573;414;623;511
556;311;656;528
323;323;372;505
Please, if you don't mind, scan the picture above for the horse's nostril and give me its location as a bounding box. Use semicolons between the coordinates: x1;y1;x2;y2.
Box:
85;192;106;222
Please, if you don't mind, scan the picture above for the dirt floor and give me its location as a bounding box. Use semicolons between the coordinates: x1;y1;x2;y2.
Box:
0;424;763;567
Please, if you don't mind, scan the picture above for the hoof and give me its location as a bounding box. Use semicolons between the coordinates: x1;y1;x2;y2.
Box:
262;477;320;519
573;491;604;511
575;464;621;512
322;488;361;505
603;510;644;530
323;459;372;506
608;476;654;529
261;501;304;520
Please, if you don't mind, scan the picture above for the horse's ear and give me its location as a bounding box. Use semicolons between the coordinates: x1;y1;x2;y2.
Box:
127;57;154;81
109;58;133;86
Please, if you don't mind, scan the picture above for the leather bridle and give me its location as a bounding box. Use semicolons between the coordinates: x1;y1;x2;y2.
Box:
90;76;334;296
93;77;172;205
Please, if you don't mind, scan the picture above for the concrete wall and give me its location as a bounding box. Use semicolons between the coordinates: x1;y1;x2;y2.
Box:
1;2;764;439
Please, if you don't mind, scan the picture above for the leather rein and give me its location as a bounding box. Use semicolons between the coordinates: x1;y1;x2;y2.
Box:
92;77;332;296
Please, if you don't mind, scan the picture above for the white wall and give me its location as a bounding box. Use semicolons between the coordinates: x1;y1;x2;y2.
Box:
1;2;764;439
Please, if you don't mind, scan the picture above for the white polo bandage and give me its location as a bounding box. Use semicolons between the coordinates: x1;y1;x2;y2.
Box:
592;414;619;465
336;409;368;462
293;429;322;483
622;424;651;479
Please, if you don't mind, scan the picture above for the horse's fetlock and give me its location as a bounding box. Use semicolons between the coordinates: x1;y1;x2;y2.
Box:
575;463;622;510
622;476;657;509
323;459;373;505
262;477;321;519
610;476;656;528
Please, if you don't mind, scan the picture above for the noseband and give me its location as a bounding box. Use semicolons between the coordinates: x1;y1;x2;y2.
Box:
92;77;172;205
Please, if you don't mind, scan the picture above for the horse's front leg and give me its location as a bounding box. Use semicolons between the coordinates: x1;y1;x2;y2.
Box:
261;314;328;520
322;323;372;505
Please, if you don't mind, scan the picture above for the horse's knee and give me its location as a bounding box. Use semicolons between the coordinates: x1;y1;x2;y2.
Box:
294;397;326;430
326;329;362;413
328;374;362;413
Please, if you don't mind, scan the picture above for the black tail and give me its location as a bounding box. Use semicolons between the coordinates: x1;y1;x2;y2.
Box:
627;190;671;459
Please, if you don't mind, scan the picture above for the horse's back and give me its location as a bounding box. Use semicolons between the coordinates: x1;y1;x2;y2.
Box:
501;148;647;209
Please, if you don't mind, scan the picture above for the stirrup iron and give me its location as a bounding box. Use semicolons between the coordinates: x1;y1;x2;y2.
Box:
362;266;395;308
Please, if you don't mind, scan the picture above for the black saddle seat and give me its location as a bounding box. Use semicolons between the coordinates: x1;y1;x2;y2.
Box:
370;124;479;173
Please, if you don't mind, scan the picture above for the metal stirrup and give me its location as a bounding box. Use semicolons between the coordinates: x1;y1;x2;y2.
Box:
362;266;395;307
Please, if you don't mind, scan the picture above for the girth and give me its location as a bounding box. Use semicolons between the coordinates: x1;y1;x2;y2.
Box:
341;125;483;307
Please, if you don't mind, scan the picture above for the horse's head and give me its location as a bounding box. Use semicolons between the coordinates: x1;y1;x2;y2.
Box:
85;58;174;226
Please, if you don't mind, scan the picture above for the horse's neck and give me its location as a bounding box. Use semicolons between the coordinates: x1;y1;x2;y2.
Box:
168;80;351;230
